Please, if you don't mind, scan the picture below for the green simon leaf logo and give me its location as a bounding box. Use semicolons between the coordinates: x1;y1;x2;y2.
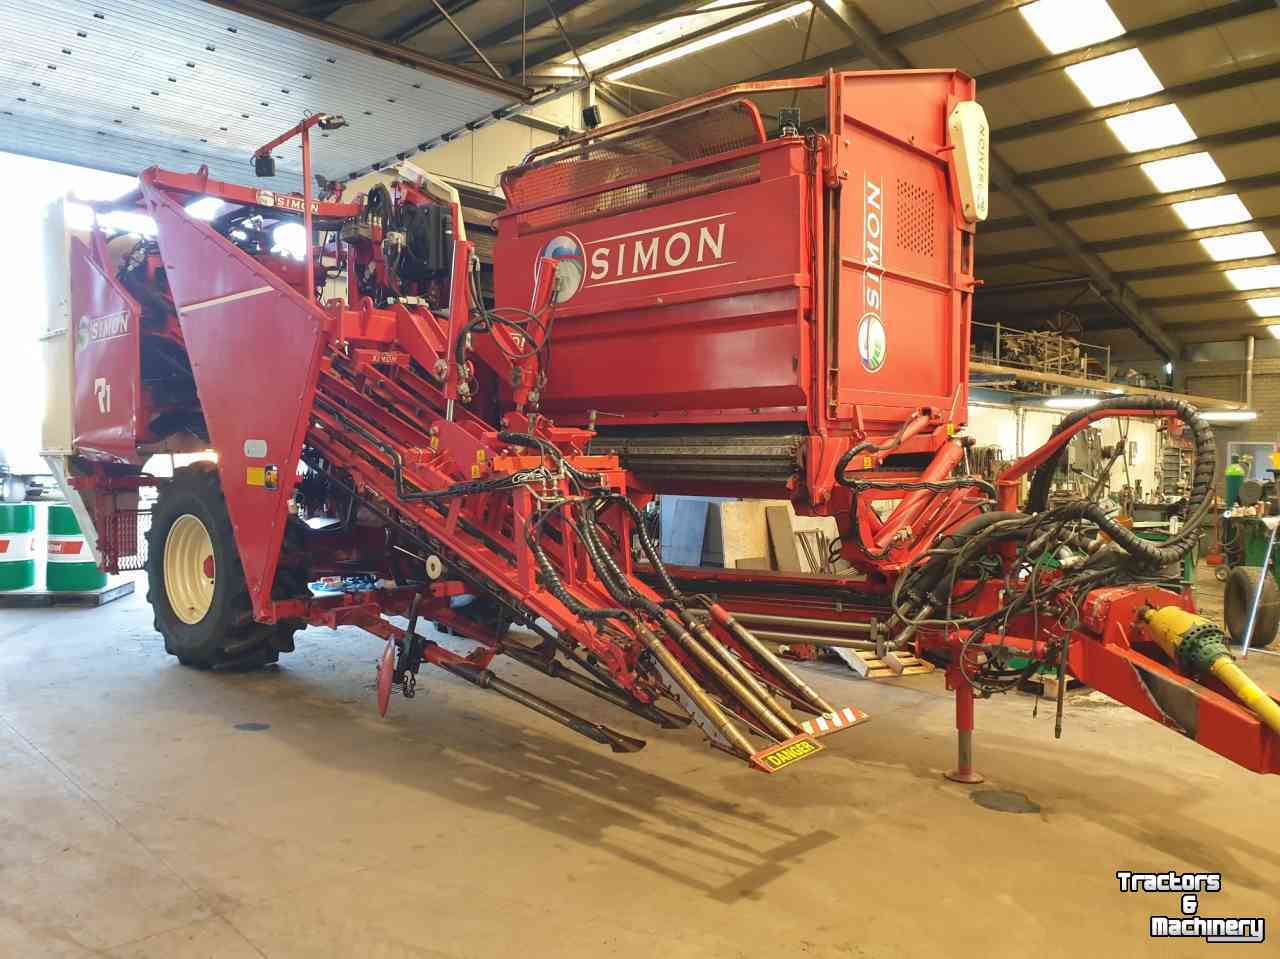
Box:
858;314;886;373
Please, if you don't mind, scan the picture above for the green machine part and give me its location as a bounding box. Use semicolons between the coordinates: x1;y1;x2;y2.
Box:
1225;459;1245;508
1229;516;1280;585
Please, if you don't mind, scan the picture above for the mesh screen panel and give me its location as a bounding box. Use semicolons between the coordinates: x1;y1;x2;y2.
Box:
502;99;765;235
102;509;149;573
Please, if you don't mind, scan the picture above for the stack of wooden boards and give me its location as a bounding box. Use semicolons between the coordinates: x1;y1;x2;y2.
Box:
659;497;936;681
659;496;857;575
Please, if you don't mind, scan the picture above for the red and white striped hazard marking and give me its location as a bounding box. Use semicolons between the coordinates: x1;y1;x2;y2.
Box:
800;706;869;737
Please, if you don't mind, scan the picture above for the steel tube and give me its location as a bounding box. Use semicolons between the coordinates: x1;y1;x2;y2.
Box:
944;679;983;784
302;125;314;304
635;623;755;757
1241;518;1279;657
503;645;687;729
733;611;874;634
663;617;794;741
443;662;646;753
687;619;802;735
748;629;878;650
709;605;835;714
892;603;933;648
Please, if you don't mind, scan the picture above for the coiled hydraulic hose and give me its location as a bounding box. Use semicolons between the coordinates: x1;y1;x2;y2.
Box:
523;504;626;622
839;476;997;498
904;511;1030;606
598;492;684;603
1026;396;1215;568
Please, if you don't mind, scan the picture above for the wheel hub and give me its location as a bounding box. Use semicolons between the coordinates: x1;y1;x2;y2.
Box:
164;514;216;624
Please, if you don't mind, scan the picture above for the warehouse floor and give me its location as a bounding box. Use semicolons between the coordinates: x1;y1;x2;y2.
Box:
3;567;1278;958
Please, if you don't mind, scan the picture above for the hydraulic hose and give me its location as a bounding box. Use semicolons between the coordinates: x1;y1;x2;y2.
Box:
499;431;602;488
523;506;625;623
839;476;997;498
834;407;929;480
597;492;683;602
572;505;799;740
907;511;1029;604
1026;396;1215;569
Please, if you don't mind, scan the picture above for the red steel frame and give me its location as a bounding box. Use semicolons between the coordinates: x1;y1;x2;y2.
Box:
60;71;1280;779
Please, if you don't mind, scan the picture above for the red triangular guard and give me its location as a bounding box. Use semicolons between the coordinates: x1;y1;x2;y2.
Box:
139;169;328;617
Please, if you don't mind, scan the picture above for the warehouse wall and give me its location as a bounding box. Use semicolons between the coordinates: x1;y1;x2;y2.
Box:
967;400;1160;495
345;87;621;196
1178;339;1280;481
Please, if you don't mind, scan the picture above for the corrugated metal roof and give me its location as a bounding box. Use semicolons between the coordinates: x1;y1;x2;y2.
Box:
0;0;522;191
521;0;1278;352
11;0;1280;353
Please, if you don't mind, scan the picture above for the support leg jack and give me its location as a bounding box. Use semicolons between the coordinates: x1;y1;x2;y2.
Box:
944;673;984;784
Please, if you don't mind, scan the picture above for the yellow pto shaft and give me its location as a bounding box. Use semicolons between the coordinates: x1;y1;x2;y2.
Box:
1208;658;1280;738
1142;606;1280;738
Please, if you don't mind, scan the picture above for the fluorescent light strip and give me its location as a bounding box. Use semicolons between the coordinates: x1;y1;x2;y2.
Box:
1065;49;1163;108
1172;194;1252;230
579;0;757;74
1201;232;1275;261
1140;152;1224;192
1201;410;1258;423
1020;0;1124;55
1269;324;1280;338
606;2;812;80
1044;396;1102;409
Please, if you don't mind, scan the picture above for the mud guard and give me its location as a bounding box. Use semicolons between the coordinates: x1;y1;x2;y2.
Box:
139;170;329;617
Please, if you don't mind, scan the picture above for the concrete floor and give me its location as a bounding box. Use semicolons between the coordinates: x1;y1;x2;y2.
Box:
2;567;1278;958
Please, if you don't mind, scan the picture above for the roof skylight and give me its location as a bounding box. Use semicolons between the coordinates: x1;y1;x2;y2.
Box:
1172;195;1252;230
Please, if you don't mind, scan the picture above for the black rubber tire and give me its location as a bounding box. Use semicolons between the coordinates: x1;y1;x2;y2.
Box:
146;463;300;669
1223;566;1280;649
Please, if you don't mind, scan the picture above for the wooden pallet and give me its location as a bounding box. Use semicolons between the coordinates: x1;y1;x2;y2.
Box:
1019;671;1086;697
830;646;935;679
0;579;134;608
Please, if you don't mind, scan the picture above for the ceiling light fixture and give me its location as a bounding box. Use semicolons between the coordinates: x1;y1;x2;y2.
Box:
583;1;812;81
1201;410;1258;423
1105;104;1196;152
1064;49;1163;108
1226;265;1280;291
1248;297;1280;318
580;0;750;73
1020;0;1125;55
1200;232;1275;261
1044;396;1103;410
1172;194;1253;230
1140;152;1225;193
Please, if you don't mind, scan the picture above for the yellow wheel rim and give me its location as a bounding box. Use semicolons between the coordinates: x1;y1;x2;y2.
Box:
164;514;215;625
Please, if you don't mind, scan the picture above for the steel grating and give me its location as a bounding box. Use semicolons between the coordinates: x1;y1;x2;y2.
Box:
0;0;524;191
